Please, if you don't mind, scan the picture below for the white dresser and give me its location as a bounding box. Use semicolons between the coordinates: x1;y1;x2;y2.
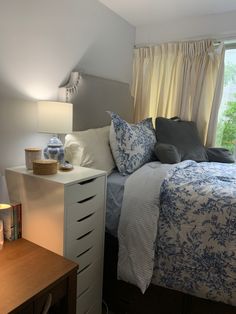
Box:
5;166;106;314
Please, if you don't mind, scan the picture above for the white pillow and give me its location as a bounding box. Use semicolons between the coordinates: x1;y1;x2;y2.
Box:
64;126;115;174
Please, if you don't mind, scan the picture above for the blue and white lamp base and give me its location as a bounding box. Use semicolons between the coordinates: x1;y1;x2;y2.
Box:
44;136;64;165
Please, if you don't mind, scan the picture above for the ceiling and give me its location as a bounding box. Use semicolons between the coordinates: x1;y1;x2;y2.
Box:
99;0;236;26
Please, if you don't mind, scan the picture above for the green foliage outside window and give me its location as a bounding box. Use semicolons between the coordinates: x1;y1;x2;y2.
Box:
216;99;236;151
216;60;236;153
224;63;236;86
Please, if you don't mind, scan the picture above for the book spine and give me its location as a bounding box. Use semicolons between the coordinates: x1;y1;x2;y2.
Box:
17;204;22;239
11;203;22;240
13;205;18;240
10;208;15;241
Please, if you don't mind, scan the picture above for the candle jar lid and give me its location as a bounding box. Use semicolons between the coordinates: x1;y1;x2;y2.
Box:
25;148;42;152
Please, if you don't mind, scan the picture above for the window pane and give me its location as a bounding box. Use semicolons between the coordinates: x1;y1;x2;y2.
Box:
216;49;236;157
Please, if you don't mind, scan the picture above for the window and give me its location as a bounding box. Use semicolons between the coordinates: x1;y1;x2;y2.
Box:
216;48;236;157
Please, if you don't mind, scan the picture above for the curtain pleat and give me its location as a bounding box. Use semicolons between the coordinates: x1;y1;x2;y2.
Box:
132;39;225;146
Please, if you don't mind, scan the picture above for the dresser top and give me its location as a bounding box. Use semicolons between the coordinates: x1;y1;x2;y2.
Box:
6;165;106;185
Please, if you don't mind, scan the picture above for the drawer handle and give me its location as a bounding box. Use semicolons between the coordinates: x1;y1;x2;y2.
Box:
78;262;92;274
79;178;96;185
77;212;95;223
77;230;94;241
78;195;96;204
77;246;92;258
42;293;52;314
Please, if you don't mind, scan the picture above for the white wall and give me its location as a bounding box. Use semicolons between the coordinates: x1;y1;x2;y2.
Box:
0;0;135;174
136;10;236;45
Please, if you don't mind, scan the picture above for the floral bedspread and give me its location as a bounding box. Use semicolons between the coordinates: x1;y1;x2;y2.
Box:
152;160;236;305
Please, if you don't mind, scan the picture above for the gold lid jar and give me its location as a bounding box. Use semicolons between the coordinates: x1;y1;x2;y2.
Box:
25;148;42;170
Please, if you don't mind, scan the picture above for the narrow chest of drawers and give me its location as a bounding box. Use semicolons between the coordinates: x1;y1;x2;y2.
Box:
6;166;107;314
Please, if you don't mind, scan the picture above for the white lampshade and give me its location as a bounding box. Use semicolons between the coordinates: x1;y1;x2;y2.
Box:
38;101;73;134
0;175;10;204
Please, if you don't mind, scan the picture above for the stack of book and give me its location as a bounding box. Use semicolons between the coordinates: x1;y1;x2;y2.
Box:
0;203;22;241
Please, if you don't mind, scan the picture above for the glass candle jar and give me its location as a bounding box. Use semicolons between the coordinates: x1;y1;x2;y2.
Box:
25;148;42;170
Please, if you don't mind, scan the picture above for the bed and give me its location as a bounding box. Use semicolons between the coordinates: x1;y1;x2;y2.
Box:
60;72;236;314
105;161;236;313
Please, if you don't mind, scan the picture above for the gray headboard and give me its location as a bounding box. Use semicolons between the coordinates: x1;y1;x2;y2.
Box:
59;72;134;131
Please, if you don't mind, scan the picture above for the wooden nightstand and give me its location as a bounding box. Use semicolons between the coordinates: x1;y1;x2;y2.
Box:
0;238;78;314
5;166;107;314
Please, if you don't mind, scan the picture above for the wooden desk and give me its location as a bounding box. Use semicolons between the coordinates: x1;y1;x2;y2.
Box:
0;238;78;314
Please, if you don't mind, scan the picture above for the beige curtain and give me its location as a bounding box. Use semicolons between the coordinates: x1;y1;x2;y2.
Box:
132;40;225;146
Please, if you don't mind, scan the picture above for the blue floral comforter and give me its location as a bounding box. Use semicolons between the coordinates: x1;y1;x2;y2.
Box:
152;160;236;305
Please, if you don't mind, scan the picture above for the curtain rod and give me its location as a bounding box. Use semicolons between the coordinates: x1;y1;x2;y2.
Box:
134;39;214;49
134;34;236;49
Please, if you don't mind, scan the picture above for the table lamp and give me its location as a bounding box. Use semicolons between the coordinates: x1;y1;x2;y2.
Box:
37;101;73;164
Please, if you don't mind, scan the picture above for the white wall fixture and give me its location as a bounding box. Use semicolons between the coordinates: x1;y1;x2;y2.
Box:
59;72;81;102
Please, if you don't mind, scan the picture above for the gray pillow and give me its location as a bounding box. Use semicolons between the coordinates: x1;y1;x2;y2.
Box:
154;143;181;164
206;147;235;163
155;117;208;162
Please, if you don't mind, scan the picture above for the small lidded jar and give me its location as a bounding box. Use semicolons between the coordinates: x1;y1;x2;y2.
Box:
25;148;42;170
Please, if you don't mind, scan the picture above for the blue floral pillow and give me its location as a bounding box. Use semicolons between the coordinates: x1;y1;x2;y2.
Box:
108;112;156;175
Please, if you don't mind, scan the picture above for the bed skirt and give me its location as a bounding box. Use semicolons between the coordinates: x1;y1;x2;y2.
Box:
103;232;236;314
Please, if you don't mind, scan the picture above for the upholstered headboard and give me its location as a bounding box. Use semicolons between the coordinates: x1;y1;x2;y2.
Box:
59;72;134;131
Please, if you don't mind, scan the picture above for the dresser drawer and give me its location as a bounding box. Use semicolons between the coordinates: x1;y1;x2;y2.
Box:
77;260;102;297
76;280;102;314
65;226;97;259
70;242;99;272
87;301;101;314
65;209;104;263
65;176;105;205
66;192;103;226
77;245;97;271
67;206;102;242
